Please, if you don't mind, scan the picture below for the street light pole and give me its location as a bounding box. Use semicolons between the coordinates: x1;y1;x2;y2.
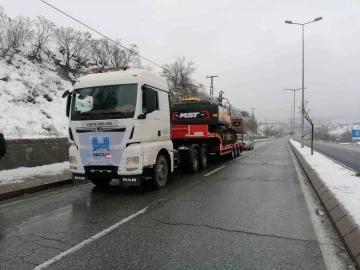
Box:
250;108;256;137
286;102;293;136
284;88;302;140
302;24;305;146
285;16;322;148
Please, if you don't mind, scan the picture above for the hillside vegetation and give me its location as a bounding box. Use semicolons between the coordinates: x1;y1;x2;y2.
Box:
0;5;256;139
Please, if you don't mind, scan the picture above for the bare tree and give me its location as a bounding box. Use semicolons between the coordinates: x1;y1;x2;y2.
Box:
299;100;314;154
298;100;313;126
0;14;32;58
30;16;55;59
90;38;139;68
89;38;107;67
161;57;199;104
0;6;7;39
54;27;89;71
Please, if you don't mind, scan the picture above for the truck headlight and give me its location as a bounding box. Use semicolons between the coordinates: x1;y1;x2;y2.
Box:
126;156;139;165
69;156;78;164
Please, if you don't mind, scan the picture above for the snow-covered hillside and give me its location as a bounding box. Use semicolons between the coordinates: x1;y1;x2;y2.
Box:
329;116;360;126
0;6;142;139
0;54;71;138
329;125;360;136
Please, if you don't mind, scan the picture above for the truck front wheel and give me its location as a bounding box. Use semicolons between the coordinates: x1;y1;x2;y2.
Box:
90;177;112;187
153;155;168;189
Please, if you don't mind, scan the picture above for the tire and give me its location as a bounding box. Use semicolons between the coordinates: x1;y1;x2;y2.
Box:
236;146;240;157
153;155;168;189
229;147;235;159
200;145;208;170
189;147;200;174
240;146;243;153
90;177;112;187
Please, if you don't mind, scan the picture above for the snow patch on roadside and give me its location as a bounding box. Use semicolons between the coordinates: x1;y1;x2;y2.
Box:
0;162;70;185
254;138;276;142
290;140;360;226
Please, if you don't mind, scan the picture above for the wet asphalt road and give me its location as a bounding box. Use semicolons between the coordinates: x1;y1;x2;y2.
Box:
0;138;327;270
295;138;360;172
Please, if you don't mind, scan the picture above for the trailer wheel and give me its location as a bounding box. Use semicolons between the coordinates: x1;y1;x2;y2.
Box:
200;145;208;170
229;147;236;159
235;146;239;157
90;177;112;187
189;147;200;174
153;155;168;189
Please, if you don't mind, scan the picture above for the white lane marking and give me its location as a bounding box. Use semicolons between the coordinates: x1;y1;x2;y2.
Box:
204;166;225;177
234;155;243;161
289;145;353;270
33;207;148;270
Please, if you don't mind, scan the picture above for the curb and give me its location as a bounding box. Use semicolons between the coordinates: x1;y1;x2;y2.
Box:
289;141;360;268
0;176;73;202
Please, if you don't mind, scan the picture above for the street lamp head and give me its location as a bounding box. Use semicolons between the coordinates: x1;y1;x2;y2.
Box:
314;17;322;21
285;20;293;24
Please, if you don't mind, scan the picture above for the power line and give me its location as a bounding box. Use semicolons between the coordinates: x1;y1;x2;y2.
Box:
40;0;168;72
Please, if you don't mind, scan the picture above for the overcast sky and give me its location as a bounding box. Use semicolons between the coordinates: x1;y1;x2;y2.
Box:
2;0;360;122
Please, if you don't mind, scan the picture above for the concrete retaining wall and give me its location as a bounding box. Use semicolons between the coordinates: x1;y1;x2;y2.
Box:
0;138;70;171
289;141;360;268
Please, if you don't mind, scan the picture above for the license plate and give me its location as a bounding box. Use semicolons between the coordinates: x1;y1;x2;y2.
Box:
73;173;87;181
81;120;118;127
120;176;141;186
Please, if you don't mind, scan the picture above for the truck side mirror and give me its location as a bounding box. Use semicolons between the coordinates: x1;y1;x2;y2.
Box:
0;133;6;159
62;90;70;98
66;93;72;117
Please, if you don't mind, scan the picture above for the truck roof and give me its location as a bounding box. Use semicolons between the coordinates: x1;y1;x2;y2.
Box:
73;68;169;91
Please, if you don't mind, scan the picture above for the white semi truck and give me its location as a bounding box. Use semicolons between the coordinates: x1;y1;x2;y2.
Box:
63;66;242;189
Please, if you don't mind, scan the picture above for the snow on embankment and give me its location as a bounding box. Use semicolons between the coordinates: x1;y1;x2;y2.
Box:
0;54;70;139
0;161;69;185
290;140;360;226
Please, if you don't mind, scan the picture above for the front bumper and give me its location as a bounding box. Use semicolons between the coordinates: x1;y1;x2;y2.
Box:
72;172;143;186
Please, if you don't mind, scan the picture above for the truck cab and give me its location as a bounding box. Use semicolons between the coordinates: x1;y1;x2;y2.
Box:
63;67;175;188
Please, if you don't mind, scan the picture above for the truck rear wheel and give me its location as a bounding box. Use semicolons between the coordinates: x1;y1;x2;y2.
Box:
153;155;168;189
90;177;112;187
200;145;208;170
189;147;200;174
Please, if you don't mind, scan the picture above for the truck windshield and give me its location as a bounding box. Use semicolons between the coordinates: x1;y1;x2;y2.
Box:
71;84;137;120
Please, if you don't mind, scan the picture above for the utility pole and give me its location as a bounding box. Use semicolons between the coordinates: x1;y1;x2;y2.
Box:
206;75;218;101
250;108;256;136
